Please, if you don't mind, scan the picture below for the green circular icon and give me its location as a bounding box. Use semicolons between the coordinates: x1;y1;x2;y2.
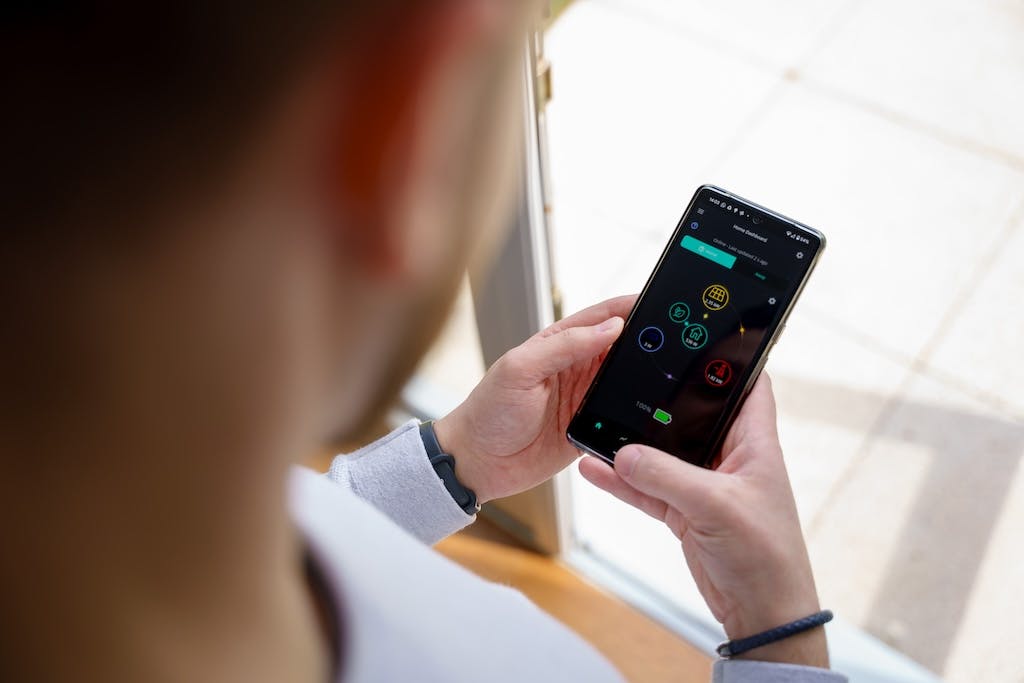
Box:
668;302;690;324
681;323;709;350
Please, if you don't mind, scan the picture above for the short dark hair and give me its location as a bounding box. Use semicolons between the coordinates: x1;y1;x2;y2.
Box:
0;3;417;434
0;3;402;243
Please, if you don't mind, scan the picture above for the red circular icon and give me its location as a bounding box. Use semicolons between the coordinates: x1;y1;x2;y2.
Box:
705;359;733;387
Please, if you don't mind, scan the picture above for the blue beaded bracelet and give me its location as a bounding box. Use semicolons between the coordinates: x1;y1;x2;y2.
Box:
716;610;834;658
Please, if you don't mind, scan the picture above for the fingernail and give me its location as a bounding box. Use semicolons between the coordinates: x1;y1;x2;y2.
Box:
615;445;641;478
597;317;623;333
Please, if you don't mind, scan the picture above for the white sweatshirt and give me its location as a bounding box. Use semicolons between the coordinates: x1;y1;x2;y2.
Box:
289;420;846;683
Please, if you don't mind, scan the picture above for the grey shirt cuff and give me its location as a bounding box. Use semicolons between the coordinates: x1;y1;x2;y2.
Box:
324;419;475;545
714;659;847;682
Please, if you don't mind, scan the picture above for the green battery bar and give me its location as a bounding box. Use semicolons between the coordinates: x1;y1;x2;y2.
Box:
653;408;672;425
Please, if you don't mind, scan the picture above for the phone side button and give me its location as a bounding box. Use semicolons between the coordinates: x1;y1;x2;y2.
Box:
745;355;771;397
764;324;786;354
769;324;786;349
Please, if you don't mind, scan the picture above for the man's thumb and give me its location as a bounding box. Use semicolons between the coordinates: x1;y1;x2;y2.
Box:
516;316;623;380
614;443;719;513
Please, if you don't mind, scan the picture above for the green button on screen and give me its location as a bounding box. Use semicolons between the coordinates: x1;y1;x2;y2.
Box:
681;235;737;269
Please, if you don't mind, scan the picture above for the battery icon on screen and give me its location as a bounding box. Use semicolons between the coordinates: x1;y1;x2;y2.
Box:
653;408;672;425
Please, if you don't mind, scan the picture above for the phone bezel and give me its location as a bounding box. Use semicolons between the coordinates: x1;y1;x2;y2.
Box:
566;184;826;468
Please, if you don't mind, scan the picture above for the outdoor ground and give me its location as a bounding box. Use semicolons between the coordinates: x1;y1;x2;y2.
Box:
544;1;1024;681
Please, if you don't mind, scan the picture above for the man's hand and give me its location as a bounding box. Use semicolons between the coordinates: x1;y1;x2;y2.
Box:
433;295;634;505
578;375;830;669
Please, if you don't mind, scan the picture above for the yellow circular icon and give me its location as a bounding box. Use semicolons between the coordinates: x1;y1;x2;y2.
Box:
702;284;730;311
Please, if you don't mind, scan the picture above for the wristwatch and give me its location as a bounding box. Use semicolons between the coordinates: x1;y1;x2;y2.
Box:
419;421;481;515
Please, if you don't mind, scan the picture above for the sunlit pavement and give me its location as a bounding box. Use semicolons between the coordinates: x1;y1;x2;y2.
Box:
545;1;1024;680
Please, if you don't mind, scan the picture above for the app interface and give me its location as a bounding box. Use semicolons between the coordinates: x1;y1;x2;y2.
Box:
571;188;821;464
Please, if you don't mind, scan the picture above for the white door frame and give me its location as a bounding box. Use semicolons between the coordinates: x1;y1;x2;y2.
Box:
468;30;565;554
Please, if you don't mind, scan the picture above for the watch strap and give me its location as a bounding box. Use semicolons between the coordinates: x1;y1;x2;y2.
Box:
419;421;480;516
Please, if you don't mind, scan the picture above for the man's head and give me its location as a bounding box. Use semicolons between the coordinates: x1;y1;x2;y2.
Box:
1;1;532;467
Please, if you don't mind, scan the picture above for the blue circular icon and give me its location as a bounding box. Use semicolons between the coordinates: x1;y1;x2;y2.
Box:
638;326;665;352
690;221;699;230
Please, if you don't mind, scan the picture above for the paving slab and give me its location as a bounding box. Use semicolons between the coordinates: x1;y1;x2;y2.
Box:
708;82;1024;362
804;0;1024;162
807;370;1024;675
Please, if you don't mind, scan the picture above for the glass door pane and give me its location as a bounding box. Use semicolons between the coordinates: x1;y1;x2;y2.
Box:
542;2;1016;681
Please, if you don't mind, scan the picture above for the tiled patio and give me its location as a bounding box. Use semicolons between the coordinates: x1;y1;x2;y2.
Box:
545;1;1024;680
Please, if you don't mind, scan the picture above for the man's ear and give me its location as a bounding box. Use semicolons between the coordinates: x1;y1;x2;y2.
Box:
323;0;499;279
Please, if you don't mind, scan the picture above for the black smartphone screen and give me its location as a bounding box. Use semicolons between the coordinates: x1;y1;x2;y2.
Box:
567;186;823;466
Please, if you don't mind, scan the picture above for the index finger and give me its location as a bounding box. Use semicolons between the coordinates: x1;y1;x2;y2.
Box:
538;294;638;339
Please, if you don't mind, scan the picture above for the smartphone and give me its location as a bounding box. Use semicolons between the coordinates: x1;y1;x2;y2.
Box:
567;185;825;467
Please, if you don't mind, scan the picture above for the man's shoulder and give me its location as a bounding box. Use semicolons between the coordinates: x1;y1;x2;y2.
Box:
286;465;624;683
288;466;389;539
